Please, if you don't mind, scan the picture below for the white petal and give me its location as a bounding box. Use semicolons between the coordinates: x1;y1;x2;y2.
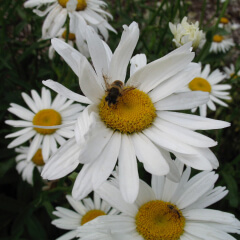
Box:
57;128;74;139
93;192;101;210
184;222;237;240
176;172;218;209
86;26;110;87
128;45;195;92
96;181;138;216
174;151;213;170
130;54;147;77
212;84;231;91
92;132;121;189
200;64;210;79
207;99;216;111
154;117;217;148
7;130;36;148
131;133;169;175
157;111;230;130
118;134;139;203
186;186;228;210
199;104;207;117
42;5;62;38
66;195;87;215
74;106;93;145
22;92;38;113
5;127;32;138
72;162;100;200
48;9;67;38
151;175;165;200
51;38;87;78
41;138;80;180
56;230;78;240
41;87;52;108
135;180;156;207
78;121;113;164
108;22;139;83
143;125;197;155
8;104;34;121
78;52;105;104
154;91;209;111
184;209;238;225
149;63;200;102
210;95;228;107
27;134;43;161
42;135;51;161
43;79;91;104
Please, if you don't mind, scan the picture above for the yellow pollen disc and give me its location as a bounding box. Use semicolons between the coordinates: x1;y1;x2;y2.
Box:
81;210;106;225
189;77;212;92
32;109;62;135
58;0;87;11
135;200;185;240
220;17;229;24
99;88;156;134
62;30;76;40
230;73;238;79
213;34;224;43
32;149;44;166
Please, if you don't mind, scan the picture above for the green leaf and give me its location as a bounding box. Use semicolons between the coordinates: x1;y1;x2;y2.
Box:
222;171;239;207
26;215;48;240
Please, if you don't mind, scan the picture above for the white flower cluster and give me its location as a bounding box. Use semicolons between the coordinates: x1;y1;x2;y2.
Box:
169;16;205;49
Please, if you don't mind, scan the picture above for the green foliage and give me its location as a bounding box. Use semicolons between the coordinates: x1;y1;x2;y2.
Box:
1;0;240;239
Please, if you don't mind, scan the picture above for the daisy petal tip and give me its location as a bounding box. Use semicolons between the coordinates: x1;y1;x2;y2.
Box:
224;121;231;128
51;38;60;45
71;189;82;201
123;195;136;204
7;143;12;149
51;38;67;50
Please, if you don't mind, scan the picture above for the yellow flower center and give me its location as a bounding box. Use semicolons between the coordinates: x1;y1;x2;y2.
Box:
32;109;62;135
58;0;87;11
62;30;76;40
32;149;44;166
135;200;185;240
220;17;229;24
99;88;156;134
81;210;106;225
213;34;224;43
230;73;238;79
189;77;212;92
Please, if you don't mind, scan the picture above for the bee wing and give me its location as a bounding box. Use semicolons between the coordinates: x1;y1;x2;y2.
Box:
122;87;136;94
103;73;111;91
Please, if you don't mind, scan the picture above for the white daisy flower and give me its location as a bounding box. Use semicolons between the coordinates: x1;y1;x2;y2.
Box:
52;193;119;240
169;16;205;49
24;0;116;40
231;23;240;31
49;26;89;59
5;87;84;162
181;63;231;117
224;64;240;79
218;17;232;31
41;22;229;203
15;146;45;185
210;34;235;53
218;17;240;32
77;162;240;240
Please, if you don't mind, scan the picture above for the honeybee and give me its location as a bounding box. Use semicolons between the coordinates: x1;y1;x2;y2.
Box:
103;75;135;107
167;204;181;219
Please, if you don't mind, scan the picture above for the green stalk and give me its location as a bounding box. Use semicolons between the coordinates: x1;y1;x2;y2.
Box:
65;16;70;43
199;0;207;28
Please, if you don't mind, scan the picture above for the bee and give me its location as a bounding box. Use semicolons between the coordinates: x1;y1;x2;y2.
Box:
103;75;135;107
167;204;181;219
